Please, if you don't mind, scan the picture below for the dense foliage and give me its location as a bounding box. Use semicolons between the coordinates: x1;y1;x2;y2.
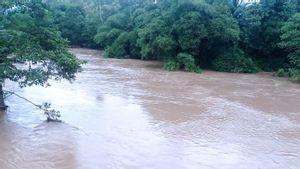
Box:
212;48;258;73
279;13;300;82
0;0;82;109
0;1;82;85
2;0;300;82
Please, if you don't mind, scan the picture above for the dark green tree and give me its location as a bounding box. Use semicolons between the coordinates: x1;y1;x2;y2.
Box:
0;1;82;109
279;13;300;82
42;0;300;81
52;5;86;46
234;0;298;71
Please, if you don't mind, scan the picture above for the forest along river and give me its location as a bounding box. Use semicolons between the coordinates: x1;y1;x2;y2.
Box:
1;48;300;169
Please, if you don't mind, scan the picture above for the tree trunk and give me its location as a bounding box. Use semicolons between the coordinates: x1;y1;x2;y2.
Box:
0;84;7;110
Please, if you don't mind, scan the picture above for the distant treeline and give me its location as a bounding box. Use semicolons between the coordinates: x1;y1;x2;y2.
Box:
9;0;300;81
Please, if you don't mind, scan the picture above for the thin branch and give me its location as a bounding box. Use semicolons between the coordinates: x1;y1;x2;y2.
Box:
3;90;61;122
3;90;43;109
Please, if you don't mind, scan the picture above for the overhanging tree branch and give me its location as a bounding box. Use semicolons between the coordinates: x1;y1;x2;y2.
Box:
3;90;61;122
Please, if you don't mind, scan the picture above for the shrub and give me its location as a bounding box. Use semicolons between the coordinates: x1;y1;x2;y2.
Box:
176;53;201;73
163;53;201;73
94;28;122;48
212;48;259;73
277;68;286;77
288;69;300;82
104;31;140;59
104;45;127;58
163;60;180;71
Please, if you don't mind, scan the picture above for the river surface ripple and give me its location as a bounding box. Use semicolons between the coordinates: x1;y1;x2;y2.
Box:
1;48;300;169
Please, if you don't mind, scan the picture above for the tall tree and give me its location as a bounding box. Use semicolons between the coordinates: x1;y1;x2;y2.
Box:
0;0;82;109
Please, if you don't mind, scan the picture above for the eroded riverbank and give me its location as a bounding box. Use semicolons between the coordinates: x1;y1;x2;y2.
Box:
1;48;300;169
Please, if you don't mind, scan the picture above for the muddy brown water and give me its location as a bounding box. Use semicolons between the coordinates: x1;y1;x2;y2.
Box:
1;48;300;169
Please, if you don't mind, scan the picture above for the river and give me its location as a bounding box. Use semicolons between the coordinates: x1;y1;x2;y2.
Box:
1;48;300;169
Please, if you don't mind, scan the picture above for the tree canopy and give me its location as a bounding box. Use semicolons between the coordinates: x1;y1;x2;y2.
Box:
279;13;300;81
2;0;300;90
0;0;82;110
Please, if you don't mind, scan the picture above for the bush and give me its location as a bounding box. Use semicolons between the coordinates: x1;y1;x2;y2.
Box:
288;69;300;82
104;45;127;58
163;60;180;71
212;48;259;73
176;53;201;73
94;28;122;48
104;31;140;59
277;68;286;77
163;53;201;73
